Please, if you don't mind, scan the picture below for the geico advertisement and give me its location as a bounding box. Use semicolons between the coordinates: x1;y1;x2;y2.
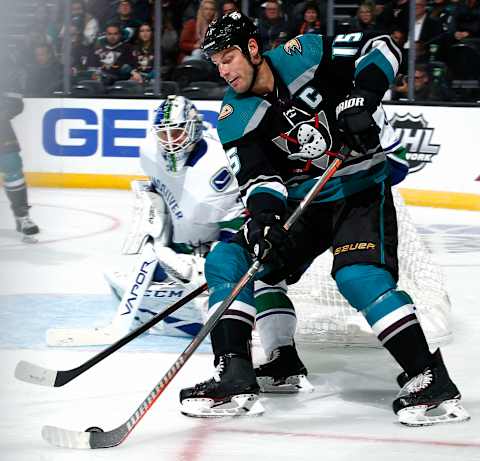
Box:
13;99;480;193
14;98;222;176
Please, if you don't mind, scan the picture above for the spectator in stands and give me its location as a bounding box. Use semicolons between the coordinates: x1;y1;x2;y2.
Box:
166;0;201;32
295;2;323;35
430;0;456;33
89;0;117;29
132;0;154;23
257;1;290;51
112;0;144;42
24;44;63;96
374;0;395;31
391;64;452;101
159;10;180;78
391;27;409;73
450;0;480;40
349;2;383;33
130;23;154;84
69;24;94;78
61;0;99;46
179;0;218;62
287;0;327;31
221;0;240;15
90;23;135;85
391;27;408;48
400;0;444;50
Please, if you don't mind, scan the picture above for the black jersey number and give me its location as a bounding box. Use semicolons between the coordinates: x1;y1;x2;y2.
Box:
332;32;363;58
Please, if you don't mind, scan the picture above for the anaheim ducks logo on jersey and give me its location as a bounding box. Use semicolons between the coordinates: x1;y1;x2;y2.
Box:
272;108;333;170
218;104;234;120
283;38;302;55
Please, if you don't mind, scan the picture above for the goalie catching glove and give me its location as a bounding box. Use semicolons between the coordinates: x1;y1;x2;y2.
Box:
336;89;381;155
242;211;291;265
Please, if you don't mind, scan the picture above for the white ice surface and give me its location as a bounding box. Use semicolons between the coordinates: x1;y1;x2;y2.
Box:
0;188;479;461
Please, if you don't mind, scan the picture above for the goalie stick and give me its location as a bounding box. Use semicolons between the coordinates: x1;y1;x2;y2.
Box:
41;151;346;449
15;282;208;387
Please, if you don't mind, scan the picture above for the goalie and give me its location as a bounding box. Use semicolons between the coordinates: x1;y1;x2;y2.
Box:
105;95;312;393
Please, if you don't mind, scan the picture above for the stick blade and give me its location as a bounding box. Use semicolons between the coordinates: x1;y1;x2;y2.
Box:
14;360;57;387
42;425;127;449
46;325;122;347
42;425;92;449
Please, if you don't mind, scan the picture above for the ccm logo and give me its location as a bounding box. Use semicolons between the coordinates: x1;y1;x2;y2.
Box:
334;242;375;255
145;289;184;298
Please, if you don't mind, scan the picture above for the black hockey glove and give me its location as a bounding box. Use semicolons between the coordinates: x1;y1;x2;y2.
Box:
243;211;291;264
336;89;381;155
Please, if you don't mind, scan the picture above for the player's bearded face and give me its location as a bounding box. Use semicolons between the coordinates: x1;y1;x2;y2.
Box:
212;48;254;94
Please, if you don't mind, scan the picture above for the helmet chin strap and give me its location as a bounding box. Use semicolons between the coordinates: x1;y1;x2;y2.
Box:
245;55;263;93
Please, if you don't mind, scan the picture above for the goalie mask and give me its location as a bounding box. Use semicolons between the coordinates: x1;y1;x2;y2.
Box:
152;95;203;173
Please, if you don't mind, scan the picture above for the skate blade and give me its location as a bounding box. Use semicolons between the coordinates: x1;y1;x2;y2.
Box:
397;399;471;426
257;375;314;394
181;394;264;418
21;235;39;244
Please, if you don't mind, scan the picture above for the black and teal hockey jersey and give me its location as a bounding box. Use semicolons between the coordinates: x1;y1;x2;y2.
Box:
217;32;402;215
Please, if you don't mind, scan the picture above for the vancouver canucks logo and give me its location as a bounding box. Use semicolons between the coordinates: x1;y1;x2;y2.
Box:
272;109;332;170
284;38;302;55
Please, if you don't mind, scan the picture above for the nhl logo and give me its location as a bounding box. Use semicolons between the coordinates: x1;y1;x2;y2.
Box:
389;113;440;173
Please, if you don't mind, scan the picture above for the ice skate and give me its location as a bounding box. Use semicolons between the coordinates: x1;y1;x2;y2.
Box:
15;215;39;243
255;345;313;393
393;349;470;426
180;354;264;418
396;371;409;388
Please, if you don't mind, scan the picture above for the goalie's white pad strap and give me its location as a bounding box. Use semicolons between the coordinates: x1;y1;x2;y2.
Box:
153;244;206;286
122;180;172;255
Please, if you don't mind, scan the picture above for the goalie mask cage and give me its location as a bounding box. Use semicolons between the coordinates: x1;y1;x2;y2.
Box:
285;189;452;347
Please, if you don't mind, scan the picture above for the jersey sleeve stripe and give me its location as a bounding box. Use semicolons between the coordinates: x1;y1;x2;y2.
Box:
360;35;402;65
246;184;287;204
355;47;398;84
239;174;284;194
289;64;320;94
244;100;271;135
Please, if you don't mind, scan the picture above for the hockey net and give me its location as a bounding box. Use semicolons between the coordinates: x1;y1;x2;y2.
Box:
287;189;452;348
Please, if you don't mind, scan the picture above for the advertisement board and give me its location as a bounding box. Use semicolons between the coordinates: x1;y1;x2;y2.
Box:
13;98;480;208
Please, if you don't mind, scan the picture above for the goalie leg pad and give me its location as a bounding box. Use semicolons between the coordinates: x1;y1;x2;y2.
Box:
104;270;207;338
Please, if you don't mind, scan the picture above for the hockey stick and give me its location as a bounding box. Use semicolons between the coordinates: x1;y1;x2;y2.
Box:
41;151;347;449
45;237;159;347
15;282;208;387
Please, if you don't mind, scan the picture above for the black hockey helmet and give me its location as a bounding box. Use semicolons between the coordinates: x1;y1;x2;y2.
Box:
202;11;261;60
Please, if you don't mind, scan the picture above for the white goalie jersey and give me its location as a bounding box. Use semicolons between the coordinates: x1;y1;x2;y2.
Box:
106;132;246;339
140;134;244;250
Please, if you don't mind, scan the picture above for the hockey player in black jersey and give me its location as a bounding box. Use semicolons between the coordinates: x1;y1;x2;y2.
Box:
179;11;469;426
